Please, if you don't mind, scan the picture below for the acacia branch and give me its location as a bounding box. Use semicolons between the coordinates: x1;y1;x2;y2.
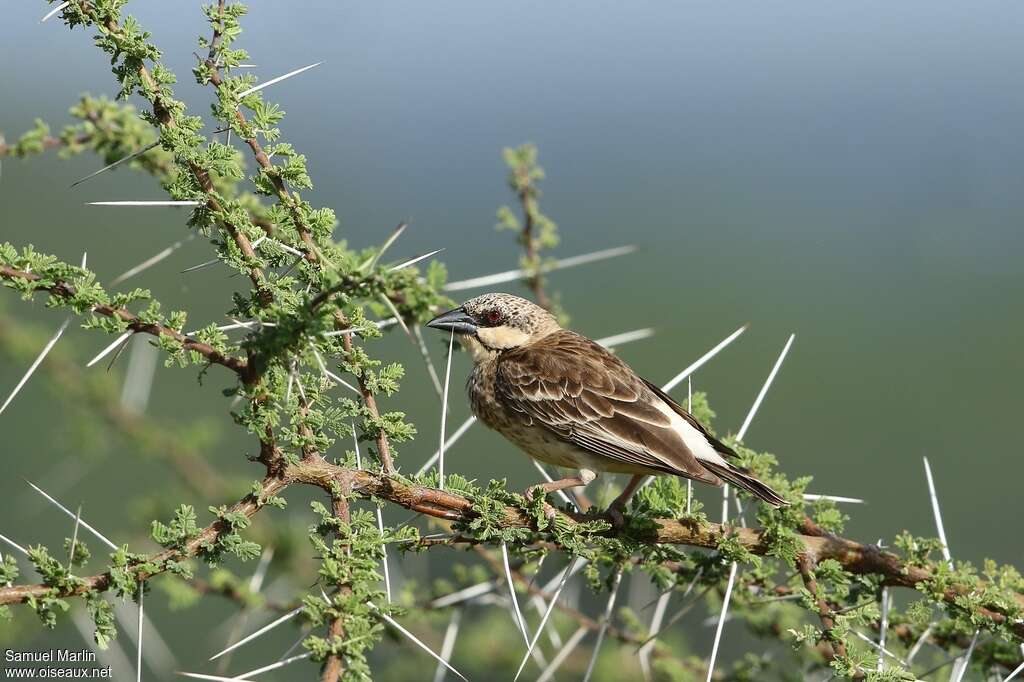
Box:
3;461;1022;644
0;472;288;606
71;0;270;300
202;2;317;261
0;265;249;378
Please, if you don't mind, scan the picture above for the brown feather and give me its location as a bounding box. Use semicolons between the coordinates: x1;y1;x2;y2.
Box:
494;330;721;484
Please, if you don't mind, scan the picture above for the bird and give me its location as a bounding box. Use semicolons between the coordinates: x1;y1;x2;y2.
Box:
426;293;788;519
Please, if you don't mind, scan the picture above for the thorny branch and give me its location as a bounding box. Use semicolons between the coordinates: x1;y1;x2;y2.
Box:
0;264;249;378
3;460;1021;642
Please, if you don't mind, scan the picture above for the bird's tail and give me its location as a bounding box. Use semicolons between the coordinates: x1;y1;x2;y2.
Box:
699;461;789;508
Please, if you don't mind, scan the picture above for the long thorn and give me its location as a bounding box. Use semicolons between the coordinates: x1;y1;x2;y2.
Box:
950;629;979;682
389;248;445;272
0;532;29;556
438;330;455;490
365;222;408;271
537;627;587;682
40;1;69;22
208;607;302;661
432;608;463;682
237;62;322;98
416;417;477;477
0;316;71;416
429;581;496;609
67;505;82;570
514;557;578;682
235;651;312;678
86;331;133;368
71;141;160;188
662;324;748;392
501;543;531;647
112;234;196;285
923;457;953;567
369;602;468;681
88;200;200;206
582;569;623;682
736;333;796;442
412;325;445;399
445;245;637;291
25;480;117;550
136;584;145;682
593;327;654;349
705;562;738;682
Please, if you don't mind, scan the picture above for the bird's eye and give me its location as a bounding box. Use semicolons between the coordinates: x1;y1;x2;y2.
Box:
485;309;503;325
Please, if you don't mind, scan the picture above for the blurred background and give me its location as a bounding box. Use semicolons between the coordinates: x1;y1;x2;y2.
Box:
2;1;1023;680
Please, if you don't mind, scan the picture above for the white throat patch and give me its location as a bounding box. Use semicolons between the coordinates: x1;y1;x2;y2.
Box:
475;325;530;350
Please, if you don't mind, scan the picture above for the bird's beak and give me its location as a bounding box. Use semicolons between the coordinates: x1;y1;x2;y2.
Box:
426;306;477;335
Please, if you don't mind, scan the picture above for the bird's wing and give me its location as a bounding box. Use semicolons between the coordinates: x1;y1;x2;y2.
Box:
641;379;740;460
494;330;721;483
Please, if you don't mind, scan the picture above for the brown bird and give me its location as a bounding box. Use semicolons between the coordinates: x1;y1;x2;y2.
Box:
426;293;787;517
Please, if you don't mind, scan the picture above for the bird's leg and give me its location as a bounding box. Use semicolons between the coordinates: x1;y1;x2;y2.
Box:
524;468;596;516
606;474;646;528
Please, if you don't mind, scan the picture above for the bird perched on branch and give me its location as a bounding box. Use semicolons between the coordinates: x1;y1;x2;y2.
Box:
426;293;787;520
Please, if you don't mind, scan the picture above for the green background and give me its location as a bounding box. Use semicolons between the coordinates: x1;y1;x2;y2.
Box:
2;2;1022;679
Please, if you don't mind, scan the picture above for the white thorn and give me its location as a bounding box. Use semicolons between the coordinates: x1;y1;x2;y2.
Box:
802;494;865;504
444;245;636;291
514;557;578;681
67;505;82;570
208;607;302;661
639;590;671;679
432;608;463;682
86;331;133;368
923;457;953;567
411;325;445;399
437;330;455;490
71;141;160;188
112;234;196;285
950;629;979;682
379;293;412;338
260;238;303;257
851;630;909;667
237;62;322;99
389;248;445;272
235;651;312;678
181;257;221;274
0;532;29;556
593;327;655;349
429;581;496;609
416;417;476;477
536;626;587;682
310;345;359;394
906;623;934;663
501;543;531;647
366;222;407;271
582;569;623;682
369;602;468;681
136;584;145;682
25;480;118;550
878;587;889;671
705;562;738;682
736;333;795;442
0;316;72;416
662;324;748;392
40;2;69;23
1003;659;1024;682
88;200;200;207
177;674;256;682
352;427;392;603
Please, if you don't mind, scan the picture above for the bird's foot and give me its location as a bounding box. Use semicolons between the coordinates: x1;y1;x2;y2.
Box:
606;501;628;530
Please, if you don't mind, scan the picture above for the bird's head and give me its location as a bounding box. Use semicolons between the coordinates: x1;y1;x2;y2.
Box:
426;293;558;360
